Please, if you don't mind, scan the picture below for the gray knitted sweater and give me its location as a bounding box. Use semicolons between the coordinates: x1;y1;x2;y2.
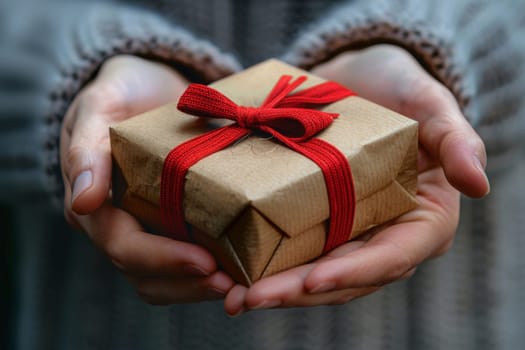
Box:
2;0;525;349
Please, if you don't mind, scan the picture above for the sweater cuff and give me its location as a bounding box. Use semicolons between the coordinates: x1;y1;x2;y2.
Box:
3;2;241;205
283;1;525;158
283;0;470;115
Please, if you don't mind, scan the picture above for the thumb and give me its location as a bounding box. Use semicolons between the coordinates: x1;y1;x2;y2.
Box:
66;110;112;215
421;115;489;198
412;86;490;198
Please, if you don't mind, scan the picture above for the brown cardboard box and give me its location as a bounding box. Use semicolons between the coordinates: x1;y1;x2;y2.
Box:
110;59;418;286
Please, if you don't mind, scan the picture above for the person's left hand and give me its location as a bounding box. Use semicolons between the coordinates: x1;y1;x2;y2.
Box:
224;45;490;316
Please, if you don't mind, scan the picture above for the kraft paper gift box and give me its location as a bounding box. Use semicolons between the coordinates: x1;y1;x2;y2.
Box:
110;59;418;286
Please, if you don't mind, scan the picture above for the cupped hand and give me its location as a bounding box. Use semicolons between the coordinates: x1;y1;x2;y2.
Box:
61;55;235;304
224;45;490;316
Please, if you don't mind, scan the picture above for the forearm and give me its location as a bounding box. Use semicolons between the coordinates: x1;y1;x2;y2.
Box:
0;0;241;204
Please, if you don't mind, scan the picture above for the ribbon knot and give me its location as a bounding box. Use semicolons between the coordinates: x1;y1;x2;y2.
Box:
161;74;357;253
236;106;262;129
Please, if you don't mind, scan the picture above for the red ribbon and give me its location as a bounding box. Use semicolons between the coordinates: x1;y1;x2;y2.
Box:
161;75;356;253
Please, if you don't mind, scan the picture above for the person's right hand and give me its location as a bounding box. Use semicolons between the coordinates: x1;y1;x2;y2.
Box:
61;55;235;304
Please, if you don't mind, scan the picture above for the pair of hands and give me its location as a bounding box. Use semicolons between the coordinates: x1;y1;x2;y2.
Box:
61;45;489;316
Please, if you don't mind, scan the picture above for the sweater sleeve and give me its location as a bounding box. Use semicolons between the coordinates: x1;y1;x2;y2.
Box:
283;0;525;159
0;0;241;205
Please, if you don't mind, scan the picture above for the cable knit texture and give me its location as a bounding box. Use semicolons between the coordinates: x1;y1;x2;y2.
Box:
2;0;525;349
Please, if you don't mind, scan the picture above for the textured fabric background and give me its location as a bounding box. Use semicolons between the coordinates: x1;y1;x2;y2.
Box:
2;0;525;349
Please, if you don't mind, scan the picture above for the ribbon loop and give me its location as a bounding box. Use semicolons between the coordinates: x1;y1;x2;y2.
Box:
177;83;238;121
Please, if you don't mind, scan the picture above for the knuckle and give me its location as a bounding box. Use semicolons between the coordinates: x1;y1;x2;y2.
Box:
398;78;429;115
440;128;465;147
79;82;130;118
66;145;89;170
412;80;441;105
419;80;453;104
405;78;457;116
437;129;467;160
429;83;456;104
424;113;458;138
81;83;117;106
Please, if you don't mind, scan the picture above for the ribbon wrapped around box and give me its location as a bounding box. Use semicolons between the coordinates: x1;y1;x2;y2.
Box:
110;59;418;286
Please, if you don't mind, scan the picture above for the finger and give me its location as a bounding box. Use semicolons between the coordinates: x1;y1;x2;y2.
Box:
245;263;314;309
63;93;114;214
305;176;457;292
130;271;234;305
224;285;249;317
73;202;219;278
224;241;365;316
241;263;380;310
403;79;489;198
304;230;417;293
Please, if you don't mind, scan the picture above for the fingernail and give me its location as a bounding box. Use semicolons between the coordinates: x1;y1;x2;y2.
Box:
250;299;281;310
206;287;226;299
183;264;210;277
473;156;491;195
71;170;92;204
309;281;336;294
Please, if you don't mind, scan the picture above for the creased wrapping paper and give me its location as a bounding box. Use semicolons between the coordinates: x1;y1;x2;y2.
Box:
110;59;418;285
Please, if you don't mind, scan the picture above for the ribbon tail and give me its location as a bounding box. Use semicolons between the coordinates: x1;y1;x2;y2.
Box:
278;136;355;252
262;75;308;108
161;125;250;240
276;81;355;108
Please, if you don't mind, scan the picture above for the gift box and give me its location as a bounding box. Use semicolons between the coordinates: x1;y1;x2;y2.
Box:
110;59;418;286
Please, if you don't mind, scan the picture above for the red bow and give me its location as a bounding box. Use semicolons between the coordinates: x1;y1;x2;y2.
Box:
178;75;348;142
161;75;356;252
